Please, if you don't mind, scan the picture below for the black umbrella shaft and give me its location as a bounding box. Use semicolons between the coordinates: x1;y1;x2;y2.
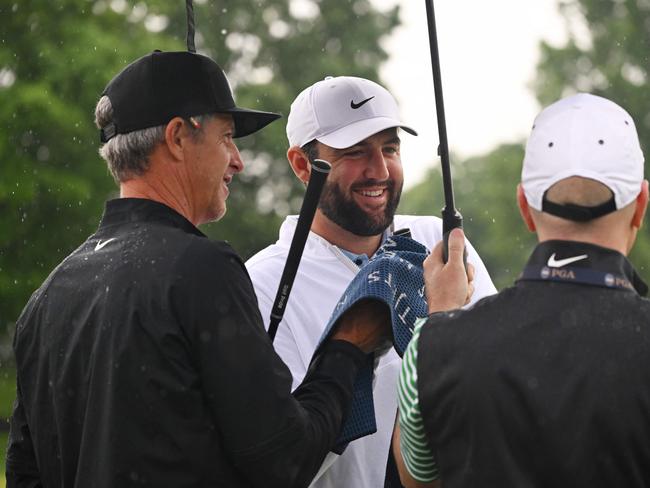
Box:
425;0;456;222
186;0;196;53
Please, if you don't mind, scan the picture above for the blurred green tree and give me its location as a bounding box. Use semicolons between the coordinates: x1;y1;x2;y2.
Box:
399;145;536;290
0;0;178;353
0;0;399;349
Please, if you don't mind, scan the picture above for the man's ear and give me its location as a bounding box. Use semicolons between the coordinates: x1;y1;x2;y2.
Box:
164;117;189;161
631;179;649;229
287;146;312;184
517;184;536;232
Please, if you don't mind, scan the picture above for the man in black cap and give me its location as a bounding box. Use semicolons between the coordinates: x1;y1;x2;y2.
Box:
395;93;650;488
5;50;392;488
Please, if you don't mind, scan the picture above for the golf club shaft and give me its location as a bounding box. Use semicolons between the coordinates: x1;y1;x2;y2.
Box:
268;159;331;341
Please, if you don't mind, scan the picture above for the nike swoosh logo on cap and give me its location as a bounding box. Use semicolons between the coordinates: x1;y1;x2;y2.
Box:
350;96;375;109
547;253;588;268
95;238;116;251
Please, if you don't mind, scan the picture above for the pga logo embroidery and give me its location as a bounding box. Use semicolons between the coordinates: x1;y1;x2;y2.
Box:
604;273;633;290
540;266;577;280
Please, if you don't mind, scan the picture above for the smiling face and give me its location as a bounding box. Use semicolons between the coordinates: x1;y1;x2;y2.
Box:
313;128;403;236
187;114;243;224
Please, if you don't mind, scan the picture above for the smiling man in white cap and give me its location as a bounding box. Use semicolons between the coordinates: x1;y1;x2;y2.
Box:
394;93;650;488
246;76;496;488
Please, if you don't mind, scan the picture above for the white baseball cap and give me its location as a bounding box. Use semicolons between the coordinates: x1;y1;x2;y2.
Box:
522;93;644;220
286;76;417;149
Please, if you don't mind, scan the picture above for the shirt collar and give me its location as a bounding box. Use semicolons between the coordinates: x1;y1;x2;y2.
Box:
337;230;390;268
519;240;647;296
99;198;205;237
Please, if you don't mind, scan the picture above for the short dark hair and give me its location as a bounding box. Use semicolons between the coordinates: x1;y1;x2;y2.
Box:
301;140;319;164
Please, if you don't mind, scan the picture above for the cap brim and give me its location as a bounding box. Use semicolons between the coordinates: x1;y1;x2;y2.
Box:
317;117;417;149
226;107;282;138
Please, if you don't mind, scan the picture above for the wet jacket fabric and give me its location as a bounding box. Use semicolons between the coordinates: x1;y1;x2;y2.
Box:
6;198;365;488
417;240;650;488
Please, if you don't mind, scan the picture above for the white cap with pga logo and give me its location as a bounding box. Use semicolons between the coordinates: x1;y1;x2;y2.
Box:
522;93;644;216
286;76;417;149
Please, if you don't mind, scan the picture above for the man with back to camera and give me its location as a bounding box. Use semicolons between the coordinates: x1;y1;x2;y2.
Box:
5;50;400;488
395;93;650;488
245;75;497;487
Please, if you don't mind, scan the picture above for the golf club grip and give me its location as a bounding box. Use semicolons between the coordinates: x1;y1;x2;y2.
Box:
268;159;331;341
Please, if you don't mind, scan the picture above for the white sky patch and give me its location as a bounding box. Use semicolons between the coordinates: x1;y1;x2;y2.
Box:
372;0;569;189
250;66;274;84
622;62;646;87
128;3;147;23
269;19;290;38
0;68;16;88
92;1;107;15
110;0;127;14
290;0;320;19
144;14;169;33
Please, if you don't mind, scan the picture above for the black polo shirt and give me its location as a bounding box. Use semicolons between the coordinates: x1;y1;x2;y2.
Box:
417;240;650;488
6;198;365;488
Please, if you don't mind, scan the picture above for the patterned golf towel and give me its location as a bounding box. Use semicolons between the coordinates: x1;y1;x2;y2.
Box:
316;232;429;451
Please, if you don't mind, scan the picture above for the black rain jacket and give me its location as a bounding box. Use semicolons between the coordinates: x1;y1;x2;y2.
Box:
6;198;364;488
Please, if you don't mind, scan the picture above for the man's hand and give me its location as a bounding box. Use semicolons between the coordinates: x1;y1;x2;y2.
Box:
331;299;392;354
424;228;475;313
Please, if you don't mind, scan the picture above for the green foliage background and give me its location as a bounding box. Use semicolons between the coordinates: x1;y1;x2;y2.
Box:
2;0;650;481
0;0;398;343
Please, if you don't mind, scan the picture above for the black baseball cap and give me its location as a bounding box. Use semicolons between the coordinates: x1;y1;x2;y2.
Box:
100;50;281;142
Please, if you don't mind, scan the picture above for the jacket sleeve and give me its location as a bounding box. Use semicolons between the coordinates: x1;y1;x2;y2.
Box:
246;262;311;390
5;379;43;488
174;241;365;488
